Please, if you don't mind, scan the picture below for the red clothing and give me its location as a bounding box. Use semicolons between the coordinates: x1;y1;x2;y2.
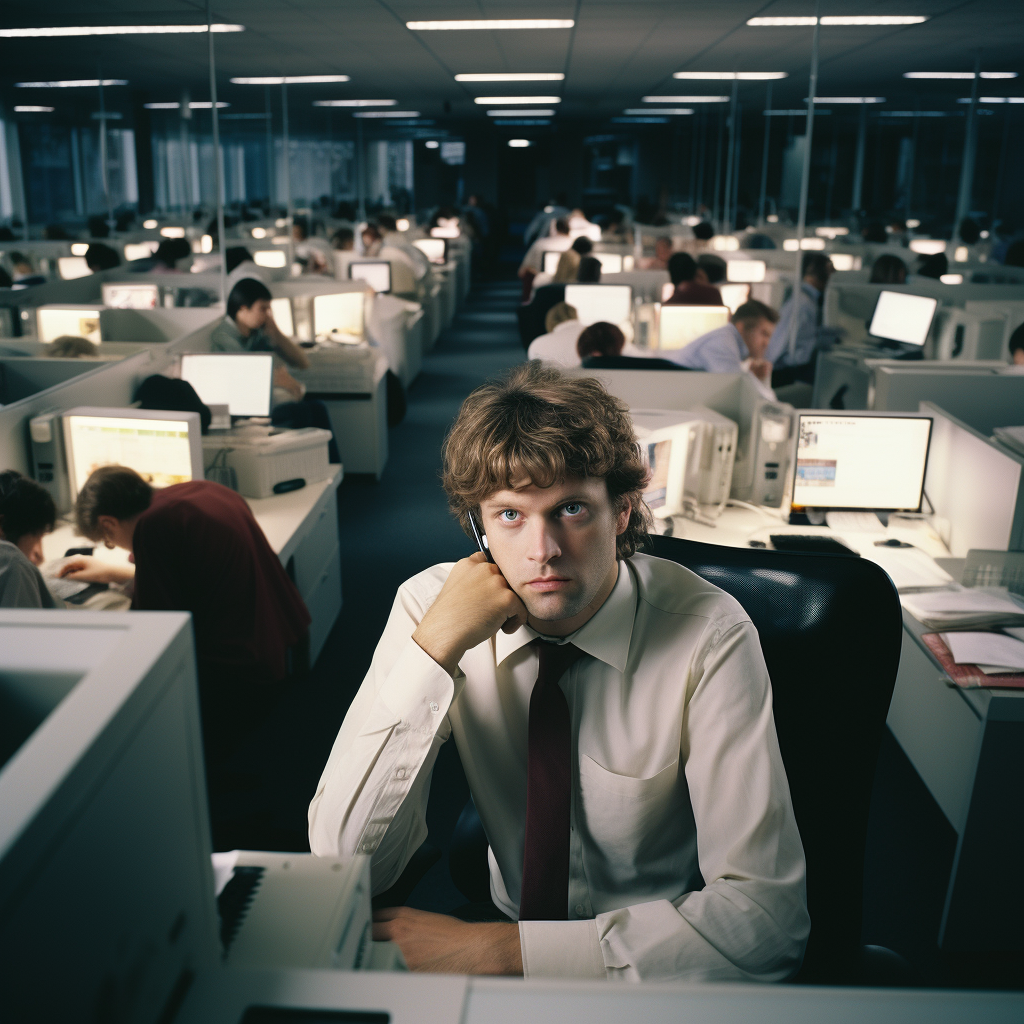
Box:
132;481;311;684
664;281;723;306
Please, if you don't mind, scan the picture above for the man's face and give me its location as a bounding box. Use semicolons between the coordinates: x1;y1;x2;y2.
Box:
479;476;629;633
16;530;46;566
736;316;775;360
236;298;270;331
655;240;672;262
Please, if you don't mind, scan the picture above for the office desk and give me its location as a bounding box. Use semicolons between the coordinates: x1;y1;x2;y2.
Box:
41;468;344;665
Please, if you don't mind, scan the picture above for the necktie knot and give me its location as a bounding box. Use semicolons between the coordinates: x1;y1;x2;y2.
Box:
533;637;585;687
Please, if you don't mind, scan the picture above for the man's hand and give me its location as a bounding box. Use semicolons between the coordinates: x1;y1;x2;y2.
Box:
373;907;522;975
412;552;528;676
274;366;306;401
57;556;135;585
748;358;773;385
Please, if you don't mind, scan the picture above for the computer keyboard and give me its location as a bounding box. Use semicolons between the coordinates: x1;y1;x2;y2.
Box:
770;534;860;556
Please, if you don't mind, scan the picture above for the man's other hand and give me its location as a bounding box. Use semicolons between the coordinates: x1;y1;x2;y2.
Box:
372;907;523;975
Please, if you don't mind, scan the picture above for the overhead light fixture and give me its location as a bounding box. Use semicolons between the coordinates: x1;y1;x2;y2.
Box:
474;96;561;105
353;110;421;118
455;73;564;82
748;16;927;26
812;96;886;103
487;109;556;117
673;71;788;80
230;75;350;85
643;95;729;103
425;140;439;149
624;108;693;115
612;117;669;123
13;105;54;112
407;20;574;30
508;139;531;148
958;96;1024;103
144;101;229;109
904;71;1017;79
313;99;397;107
16;79;127;88
0;24;243;38
160;226;186;238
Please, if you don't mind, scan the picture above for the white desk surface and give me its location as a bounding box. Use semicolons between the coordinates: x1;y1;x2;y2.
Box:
42;468;344;568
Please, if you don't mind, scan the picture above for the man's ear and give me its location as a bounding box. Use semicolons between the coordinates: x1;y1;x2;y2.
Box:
615;497;631;536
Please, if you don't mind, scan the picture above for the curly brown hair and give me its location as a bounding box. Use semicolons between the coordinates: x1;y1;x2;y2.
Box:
442;363;652;557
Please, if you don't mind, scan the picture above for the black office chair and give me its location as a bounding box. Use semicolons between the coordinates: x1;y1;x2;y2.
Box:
449;535;910;985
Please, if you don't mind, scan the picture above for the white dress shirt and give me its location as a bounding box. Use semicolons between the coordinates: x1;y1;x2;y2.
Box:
766;283;820;368
519;235;572;274
309;553;809;982
527;320;586;367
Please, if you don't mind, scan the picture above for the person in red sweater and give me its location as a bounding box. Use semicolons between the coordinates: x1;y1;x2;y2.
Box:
663;252;724;306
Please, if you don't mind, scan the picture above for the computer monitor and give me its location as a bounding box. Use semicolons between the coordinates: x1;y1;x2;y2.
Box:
180;353;274;418
868;290;938;347
413;238;447;264
657;304;730;350
253;249;287;268
792;412;933;513
36;306;103;344
830;253;860;272
348;260;392;294
726;259;766;283
57;256;91;281
124;241;159;262
542;250;564;275
62;407;203;501
593;252;624;275
269;297;294;337
312;291;364;342
563;284;632;326
430;224;460;239
102;282;160;309
641;420;704;519
719;284;750;315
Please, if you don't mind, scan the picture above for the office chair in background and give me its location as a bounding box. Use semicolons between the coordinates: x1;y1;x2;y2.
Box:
448;535;911;985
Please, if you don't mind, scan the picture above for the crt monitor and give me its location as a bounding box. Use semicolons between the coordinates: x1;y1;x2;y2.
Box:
868;290;939;347
726;259;766;283
269;297;295;337
348;260;392;294
101;282;159;309
61;406;203;502
312;291;364;342
563;284;632;326
180;353;274;418
37;306;104;344
57;256;92;281
792;412;933;513
413;238;447;264
657;304;730;350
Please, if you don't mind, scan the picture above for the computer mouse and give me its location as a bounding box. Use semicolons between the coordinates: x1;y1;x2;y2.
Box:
877;538;914;548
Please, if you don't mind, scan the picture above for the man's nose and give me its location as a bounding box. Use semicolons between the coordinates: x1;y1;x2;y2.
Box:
526;520;561;563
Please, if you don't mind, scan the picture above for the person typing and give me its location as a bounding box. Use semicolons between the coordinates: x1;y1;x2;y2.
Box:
309;363;809;982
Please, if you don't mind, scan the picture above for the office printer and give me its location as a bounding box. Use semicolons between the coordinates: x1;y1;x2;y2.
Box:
202;424;332;498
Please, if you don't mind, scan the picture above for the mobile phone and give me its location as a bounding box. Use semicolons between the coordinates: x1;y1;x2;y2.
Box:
469;512;494;563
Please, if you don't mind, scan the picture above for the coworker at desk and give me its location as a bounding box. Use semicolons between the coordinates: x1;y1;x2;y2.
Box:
8;252;46;289
528;248;580;296
526;302;585;366
665;300;778;397
869;254;908;285
766;252;836;383
578;321;684;371
663;253;723;306
310;364;808;981
696;254;728;289
0;470;58;608
332;227;355;252
637;235;673;271
520;255;602;349
518;217;572;281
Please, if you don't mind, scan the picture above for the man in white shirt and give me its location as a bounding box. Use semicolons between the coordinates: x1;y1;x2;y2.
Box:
309;364;809;981
518;218;572;279
527;303;585;366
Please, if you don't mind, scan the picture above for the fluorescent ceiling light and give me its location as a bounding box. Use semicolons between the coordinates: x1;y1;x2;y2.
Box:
230;75;349;85
487;110;556;116
16;79;127;88
904;71;1017;79
407;20;573;30
313;99;397;107
13;105;54;112
748;16;927;26
508;139;531;147
643;95;729;103
456;73;563;82
812;96;885;103
624;108;693;115
474;96;561;105
958;96;1024;103
425;140;439;149
673;71;788;80
0;24;243;37
144;101;229;109
353;110;421;118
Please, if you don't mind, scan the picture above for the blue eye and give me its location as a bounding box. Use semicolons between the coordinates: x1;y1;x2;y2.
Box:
500;509;519;522
563;503;583;516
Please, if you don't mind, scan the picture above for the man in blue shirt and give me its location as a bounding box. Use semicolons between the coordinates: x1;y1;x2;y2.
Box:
667;300;779;396
766;253;836;377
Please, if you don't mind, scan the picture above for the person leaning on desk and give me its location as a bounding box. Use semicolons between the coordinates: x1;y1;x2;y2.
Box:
309;363;809;982
0;470;59;608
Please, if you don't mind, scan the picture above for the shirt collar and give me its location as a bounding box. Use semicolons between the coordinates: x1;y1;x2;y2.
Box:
494;559;636;673
801;282;821;301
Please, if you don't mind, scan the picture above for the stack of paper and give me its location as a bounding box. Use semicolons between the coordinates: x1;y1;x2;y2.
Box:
901;588;1024;630
993;425;1024;459
940;631;1024;674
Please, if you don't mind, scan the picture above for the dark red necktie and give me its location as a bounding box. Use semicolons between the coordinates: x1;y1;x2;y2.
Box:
519;638;586;921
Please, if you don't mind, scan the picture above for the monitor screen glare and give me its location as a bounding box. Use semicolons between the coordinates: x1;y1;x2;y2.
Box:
542;250;564;275
413;238;446;264
38;308;102;344
57;256;92;281
563;284;632;326
719;284;750;314
793;413;932;512
349;261;392;293
593;252;624;274
253;249;288;268
726;260;766;283
124;241;159;262
102;283;159;309
269;298;294;337
313;291;364;342
657;304;730;350
868;291;938;346
180;353;274;418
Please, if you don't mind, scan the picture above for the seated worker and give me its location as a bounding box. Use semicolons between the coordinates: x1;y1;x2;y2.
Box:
577;321;684;371
0;470;58;608
85;243;121;272
766;252;837;382
696;254;727;289
529;248;580;295
916;252;948;281
309;363;809;981
518;217;572;296
361;223;384;257
638;236;673;270
332;227;355;252
663;253;723;306
869;254;907;285
9;252;47;289
60;467;311;846
679;221;715;254
46;335;99;358
666;299;779;398
526;302;584;366
570;235;593;259
521;255;601;349
292;216;332;274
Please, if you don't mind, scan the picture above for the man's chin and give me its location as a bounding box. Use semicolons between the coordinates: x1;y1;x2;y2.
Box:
519;589;587;625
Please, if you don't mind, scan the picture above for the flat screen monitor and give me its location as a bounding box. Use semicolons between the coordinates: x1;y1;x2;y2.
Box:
657;304;730;350
253;249;287;268
726;259;766;283
593;252;624;275
792;412;933;513
542;250;563;275
348;260;392;293
830;253;860;272
430;225;460;239
37;307;103;344
124;241;159;262
180;353;274;418
413;238;447;264
62;407;203;501
101;283;159;309
719;283;750;314
563;284;632;326
269;297;294;337
57;257;91;281
312;291;364;342
868;290;938;347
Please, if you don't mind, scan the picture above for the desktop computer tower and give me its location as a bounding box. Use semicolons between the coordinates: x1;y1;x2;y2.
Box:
731;401;794;509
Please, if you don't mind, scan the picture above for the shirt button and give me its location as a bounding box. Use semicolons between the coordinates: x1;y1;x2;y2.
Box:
575;904;585;916
395;768;406;779
429;701;439;713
